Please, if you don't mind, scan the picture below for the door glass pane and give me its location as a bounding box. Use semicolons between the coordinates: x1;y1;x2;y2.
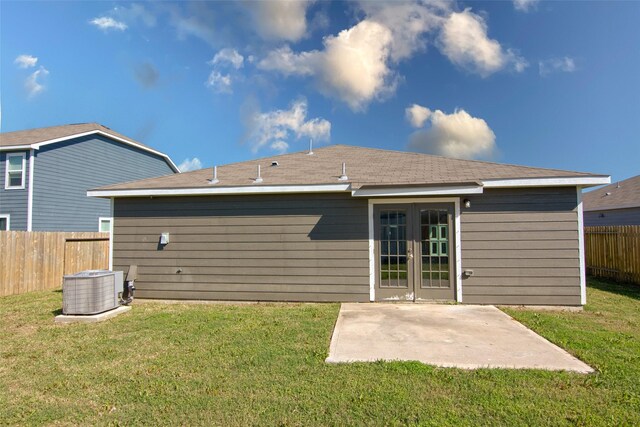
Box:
420;209;450;288
379;210;408;288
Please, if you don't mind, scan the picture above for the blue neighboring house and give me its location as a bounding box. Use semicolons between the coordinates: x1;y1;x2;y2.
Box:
0;123;178;232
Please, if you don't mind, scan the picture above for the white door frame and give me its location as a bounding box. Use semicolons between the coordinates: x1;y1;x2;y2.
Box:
368;197;462;302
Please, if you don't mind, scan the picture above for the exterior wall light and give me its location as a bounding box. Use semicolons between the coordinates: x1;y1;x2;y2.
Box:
463;199;471;208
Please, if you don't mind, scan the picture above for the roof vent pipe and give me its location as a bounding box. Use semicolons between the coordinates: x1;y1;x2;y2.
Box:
209;166;219;184
307;139;314;155
338;162;348;181
254;164;263;184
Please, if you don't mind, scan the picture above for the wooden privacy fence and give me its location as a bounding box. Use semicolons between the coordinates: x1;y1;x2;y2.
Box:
0;231;110;297
584;225;640;285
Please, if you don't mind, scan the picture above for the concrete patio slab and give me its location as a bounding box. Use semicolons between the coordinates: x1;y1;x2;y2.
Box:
326;303;593;373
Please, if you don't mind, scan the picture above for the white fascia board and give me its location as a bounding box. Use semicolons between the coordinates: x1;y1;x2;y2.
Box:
0;145;33;151
352;185;483;198
2;130;180;173
482;176;611;188
88;183;352;198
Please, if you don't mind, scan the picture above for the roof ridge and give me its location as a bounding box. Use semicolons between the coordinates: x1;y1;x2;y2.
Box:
318;144;604;177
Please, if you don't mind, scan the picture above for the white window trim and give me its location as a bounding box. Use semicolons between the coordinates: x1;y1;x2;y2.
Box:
5;152;27;190
0;214;10;231
99;214;114;271
367;197;462;303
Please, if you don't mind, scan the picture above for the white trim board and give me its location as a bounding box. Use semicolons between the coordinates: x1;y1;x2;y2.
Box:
576;187;587;305
27;149;35;231
99;212;114;271
482;176;610;188
353;185;482;198
0;130;180;173
88;184;352;198
88;176;612;199
367;197;463;303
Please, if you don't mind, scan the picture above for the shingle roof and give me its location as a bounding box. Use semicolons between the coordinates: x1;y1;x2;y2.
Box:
95;144;606;191
583;175;640;211
0;122;154;150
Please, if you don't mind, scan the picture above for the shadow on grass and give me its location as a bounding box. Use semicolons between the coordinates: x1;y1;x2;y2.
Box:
51;308;63;316
588;277;640;301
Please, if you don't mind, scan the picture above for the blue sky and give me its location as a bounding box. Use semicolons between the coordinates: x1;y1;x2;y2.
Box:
2;1;638;182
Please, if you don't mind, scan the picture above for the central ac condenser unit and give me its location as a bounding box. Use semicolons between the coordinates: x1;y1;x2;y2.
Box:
63;270;123;315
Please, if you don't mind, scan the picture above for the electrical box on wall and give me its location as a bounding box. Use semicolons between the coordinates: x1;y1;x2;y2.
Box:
160;232;170;245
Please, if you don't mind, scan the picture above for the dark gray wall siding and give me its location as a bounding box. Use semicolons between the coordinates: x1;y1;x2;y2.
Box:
32;135;175;231
0;151;31;230
112;194;370;302
584;207;640;226
460;187;582;306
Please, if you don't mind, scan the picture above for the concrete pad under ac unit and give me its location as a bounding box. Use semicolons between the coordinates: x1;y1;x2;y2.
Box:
54;306;131;324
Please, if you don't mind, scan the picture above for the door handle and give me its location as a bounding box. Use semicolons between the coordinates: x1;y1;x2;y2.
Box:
407;248;413;260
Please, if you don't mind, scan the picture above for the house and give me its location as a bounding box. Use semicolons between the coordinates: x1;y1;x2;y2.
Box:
0;123;178;232
583;175;640;226
88;145;610;306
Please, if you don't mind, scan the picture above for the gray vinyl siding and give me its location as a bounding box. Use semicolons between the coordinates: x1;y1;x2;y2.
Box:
112;193;370;302
0;150;31;230
460;187;582;306
584;207;640;226
32;135;175;231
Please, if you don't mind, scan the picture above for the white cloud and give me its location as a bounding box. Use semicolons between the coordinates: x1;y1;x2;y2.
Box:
438;9;527;77
258;20;396;111
249;0;312;42
513;0;539;12
114;3;157;27
408;105;496;160
206;48;244;93
206;71;233;93
270;141;289;154
258;46;317;76
258;2;524;110
167;4;217;46
90;16;128;31
316;20;396;111
358;1;446;62
245;98;331;153
539;57;577;76
405;104;432;128
25;67;49;98
14;55;38;69
178;157;203;172
210;48;244;69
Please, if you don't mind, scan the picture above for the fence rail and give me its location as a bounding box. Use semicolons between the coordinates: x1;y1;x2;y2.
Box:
0;231;110;297
584;225;640;285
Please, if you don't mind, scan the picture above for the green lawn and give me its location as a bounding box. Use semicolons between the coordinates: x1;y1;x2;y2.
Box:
1;279;638;426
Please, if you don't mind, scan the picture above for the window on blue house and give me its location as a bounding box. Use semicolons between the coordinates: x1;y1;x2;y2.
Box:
5;153;26;189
